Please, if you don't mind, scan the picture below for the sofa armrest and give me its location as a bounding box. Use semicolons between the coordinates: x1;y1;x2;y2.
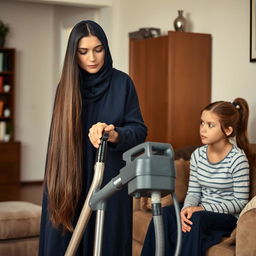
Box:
236;208;256;256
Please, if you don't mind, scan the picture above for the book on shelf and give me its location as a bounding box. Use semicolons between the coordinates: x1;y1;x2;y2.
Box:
3;53;10;71
0;52;11;72
0;76;3;92
0;53;3;72
0;101;4;117
0;121;6;141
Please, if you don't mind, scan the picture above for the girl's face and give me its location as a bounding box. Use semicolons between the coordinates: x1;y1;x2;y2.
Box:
200;110;227;145
77;35;105;74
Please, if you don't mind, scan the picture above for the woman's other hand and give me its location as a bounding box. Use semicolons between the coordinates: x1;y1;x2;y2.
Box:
180;206;204;232
88;122;119;148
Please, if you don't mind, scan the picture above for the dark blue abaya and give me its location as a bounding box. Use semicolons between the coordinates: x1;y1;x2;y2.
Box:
39;69;147;256
39;20;147;256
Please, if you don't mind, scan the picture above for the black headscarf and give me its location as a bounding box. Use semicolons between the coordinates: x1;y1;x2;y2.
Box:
78;20;114;103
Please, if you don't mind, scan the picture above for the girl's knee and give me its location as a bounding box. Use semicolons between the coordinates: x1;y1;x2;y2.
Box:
190;211;206;224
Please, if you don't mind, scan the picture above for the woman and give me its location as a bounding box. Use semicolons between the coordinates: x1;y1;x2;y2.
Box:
141;98;251;256
39;20;147;256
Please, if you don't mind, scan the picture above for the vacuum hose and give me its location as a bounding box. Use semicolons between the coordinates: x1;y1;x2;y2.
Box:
151;191;182;256
172;192;182;256
151;191;164;256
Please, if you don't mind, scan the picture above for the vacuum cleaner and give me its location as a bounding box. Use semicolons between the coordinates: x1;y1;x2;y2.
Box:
65;133;182;256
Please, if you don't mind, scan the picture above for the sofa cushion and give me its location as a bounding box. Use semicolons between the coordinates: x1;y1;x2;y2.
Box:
0;201;41;239
206;231;236;256
133;239;143;256
206;237;235;256
133;210;152;244
0;237;39;256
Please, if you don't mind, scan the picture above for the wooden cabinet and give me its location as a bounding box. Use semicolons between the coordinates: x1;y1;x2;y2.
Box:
0;48;20;185
129;31;211;148
0;142;20;184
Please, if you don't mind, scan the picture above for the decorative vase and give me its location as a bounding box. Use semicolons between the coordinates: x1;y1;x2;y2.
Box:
173;10;186;32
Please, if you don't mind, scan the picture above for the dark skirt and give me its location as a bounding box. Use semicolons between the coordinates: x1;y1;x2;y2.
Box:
141;205;237;256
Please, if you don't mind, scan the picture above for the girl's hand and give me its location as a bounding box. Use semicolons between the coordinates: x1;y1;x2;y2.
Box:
88;122;119;148
180;206;204;232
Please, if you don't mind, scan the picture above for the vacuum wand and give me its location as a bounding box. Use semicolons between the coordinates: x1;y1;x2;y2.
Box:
65;132;109;256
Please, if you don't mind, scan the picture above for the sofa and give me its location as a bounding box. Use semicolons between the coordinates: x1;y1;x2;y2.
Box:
133;144;256;256
0;201;41;256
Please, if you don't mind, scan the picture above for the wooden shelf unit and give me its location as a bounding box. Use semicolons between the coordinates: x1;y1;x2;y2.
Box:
0;48;20;186
0;48;15;142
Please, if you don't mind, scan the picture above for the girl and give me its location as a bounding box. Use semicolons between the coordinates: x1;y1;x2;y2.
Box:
39;20;147;256
142;98;251;256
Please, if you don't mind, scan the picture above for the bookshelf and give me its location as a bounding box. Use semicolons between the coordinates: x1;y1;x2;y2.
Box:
0;48;20;185
0;48;15;142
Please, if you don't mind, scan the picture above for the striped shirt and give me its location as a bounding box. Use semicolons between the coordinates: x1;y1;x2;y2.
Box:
183;145;250;216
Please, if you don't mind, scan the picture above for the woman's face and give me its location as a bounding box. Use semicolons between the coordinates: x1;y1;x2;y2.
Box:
77;35;105;73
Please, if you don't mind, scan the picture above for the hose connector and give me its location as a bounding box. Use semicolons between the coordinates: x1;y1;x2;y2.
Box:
151;191;162;216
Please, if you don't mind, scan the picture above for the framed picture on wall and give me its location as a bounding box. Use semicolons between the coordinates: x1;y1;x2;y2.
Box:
250;0;256;62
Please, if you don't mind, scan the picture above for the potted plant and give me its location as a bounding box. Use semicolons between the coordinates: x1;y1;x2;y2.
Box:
0;20;9;47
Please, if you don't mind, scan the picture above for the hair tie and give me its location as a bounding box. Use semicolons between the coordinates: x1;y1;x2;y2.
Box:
232;102;240;110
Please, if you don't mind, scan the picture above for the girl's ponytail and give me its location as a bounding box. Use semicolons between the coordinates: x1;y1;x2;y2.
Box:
232;98;250;159
233;98;255;175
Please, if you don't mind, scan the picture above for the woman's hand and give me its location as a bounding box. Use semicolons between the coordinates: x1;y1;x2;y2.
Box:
180;206;204;232
88;122;119;148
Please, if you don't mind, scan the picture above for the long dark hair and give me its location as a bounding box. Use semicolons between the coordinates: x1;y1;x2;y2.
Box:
45;20;110;232
203;98;252;165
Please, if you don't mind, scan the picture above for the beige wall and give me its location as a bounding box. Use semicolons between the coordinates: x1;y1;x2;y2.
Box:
0;1;97;181
109;0;256;146
0;0;255;181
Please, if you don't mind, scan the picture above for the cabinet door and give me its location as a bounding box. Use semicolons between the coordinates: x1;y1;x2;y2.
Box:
129;38;147;118
0;142;20;184
129;37;168;142
167;32;211;148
